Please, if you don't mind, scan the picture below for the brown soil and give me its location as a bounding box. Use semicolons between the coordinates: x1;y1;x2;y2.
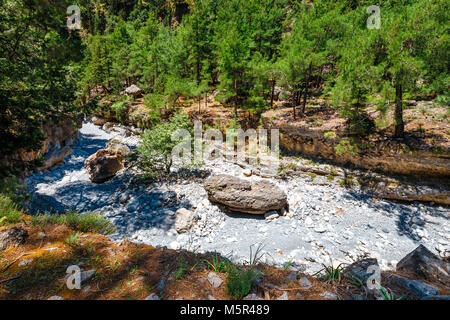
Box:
1;222;448;300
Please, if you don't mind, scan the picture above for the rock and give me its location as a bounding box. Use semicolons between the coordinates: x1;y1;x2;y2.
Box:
38;146;72;171
344;258;379;284
18;258;33;267
122;84;142;97
156;278;166;293
82;285;91;294
351;294;364;300
397;245;450;287
285;271;297;282
277;292;289;300
392;275;440;298
208;295;216;300
92;116;107;126
320;291;338;300
421;295;450;300
85;148;125;183
298;277;312;289
264;210;280;221
37;232;46;239
105;139;131;156
243;169;252;177
145;293;160;300
169;241;181;250
8;117;80;170
175;208;196;234
203;175;288;214
48;296;64;300
0;227;28;251
80;269;96;284
207;272;223;289
243;293;264;300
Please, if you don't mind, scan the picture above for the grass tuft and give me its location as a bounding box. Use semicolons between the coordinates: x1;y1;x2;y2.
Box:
31;210;115;235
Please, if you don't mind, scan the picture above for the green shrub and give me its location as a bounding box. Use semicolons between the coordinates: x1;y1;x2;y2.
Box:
226;267;259;300
0;195;22;224
31;211;115;235
0;176;27;204
334;139;358;156
110;95;134;123
65;232;83;247
136;112;192;177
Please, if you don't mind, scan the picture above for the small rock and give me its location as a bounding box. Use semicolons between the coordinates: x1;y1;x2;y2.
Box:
18;258;33;267
48;296;64;300
208;295;216;300
243;293;264;300
344;258;379;284
264;211;280;221
421;295;450;300
285;271;297;282
82;285;91;293
0;227;28;251
277;292;289;300
175;208;196;234
207;272;223;289
145;293;160;300
351;294;364;300
243;169;252;177
392;275;440;298
321;291;338;300
169;241;181;250
156;278;166;293
298;277;312;289
37;232;46;239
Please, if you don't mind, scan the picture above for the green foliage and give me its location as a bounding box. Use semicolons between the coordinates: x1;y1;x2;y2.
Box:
0;0;82;165
0;195;22;225
226;267;260;300
31;211;115;235
314;263;345;284
379;287;405;300
204;253;231;273
65;232;83;247
137;112;192;176
334;139;358;156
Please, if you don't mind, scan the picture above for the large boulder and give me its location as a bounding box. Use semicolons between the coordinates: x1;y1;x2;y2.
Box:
397;245;450;287
203;174;287;214
84;140;130;183
0;227;28;251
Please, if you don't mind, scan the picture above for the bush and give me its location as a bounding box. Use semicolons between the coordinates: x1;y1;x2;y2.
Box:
0;176;27;204
31;211;115;235
0;195;22;224
136;112;192;177
226;267;259;300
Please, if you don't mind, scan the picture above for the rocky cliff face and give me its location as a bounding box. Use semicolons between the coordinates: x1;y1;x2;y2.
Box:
6;117;81;172
262;117;450;179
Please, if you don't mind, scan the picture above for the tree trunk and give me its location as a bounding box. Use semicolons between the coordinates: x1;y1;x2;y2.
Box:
301;61;312;116
394;82;404;138
270;79;275;108
293;84;297;120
